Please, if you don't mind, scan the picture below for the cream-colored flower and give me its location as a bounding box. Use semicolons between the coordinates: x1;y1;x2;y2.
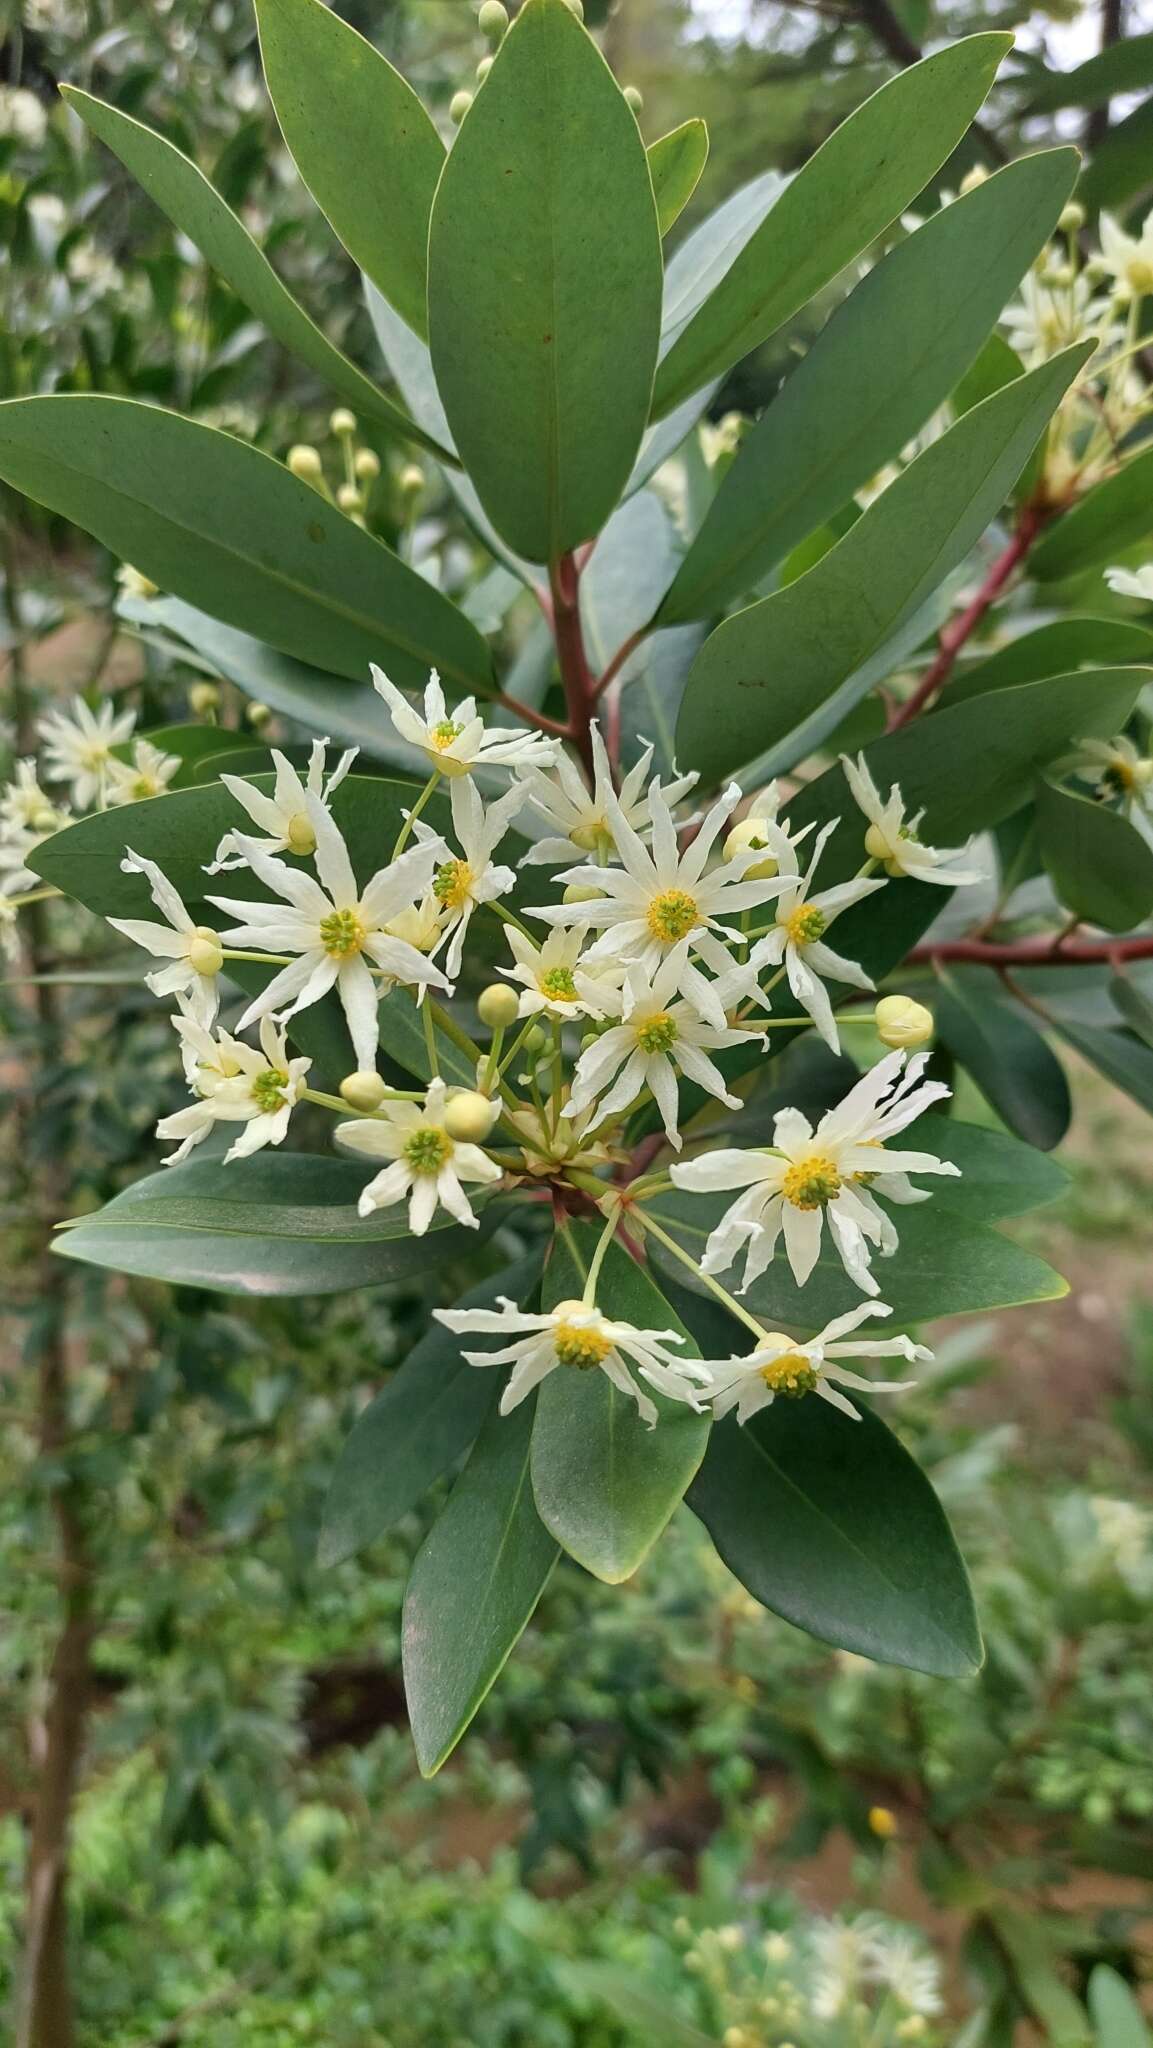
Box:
841;753;984;886
747;821;886;1051
1002;270;1107;366
433;1293;709;1426
700;1304;928;1426
414;775;522;979
500;923;621;1021
105;738;180;806
108;850;223;1027
207;739;357;870
336;1077;501;1234
1099;208;1153;300
372;665;559;778
0;760;67;837
1105;562;1153;603
38;695;137;809
157;1010;310;1164
1068;732;1153;811
517;721;696;866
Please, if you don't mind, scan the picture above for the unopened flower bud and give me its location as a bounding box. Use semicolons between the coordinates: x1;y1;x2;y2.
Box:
478;982;519;1030
330;407;357;438
623;84;643;113
1059;200;1085;233
476;55;494;82
354;447;381;482
337;482;363;514
188;927;224;976
450;89;474;125
563;880;605;904
399;463;425;497
875;994;933;1050
723;817;777;878
1044;261;1076;289
246;701;272;729
444;1089;499;1143
189;681;221;716
863;821;892;861
285;811;317;856
959;164;989;195
717;1924;744;1952
287;443;323;481
523;1023;548;1055
477;0;508;37
340;1070;386;1111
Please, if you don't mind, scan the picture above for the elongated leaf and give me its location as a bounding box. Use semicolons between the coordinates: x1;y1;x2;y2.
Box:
1051;1015;1153;1115
648;119;709;236
0;397;495;695
896;1114;1068;1218
647;1188;1065;1332
1080;98;1153;214
113;722;258;788
935;970;1071;1149
661;168;784;351
1109;973;1153;1046
54;1153;468;1294
1024;33;1153;111
319;1252;543;1566
255;0;444;340
1032;444;1153;581
530;1225;709;1583
689;1394;982;1676
1088;1964;1152;2048
62;89;451;462
402;1395;559;1776
1036;774;1153;931
651;33;1011;419
952;616;1153;701
559;1965;715;2048
427;0;662;562
658;150;1078;626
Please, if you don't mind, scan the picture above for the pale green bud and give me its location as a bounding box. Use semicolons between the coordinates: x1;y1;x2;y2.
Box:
476;55;494;82
337;482;363;514
523;1024;548;1055
443;1089;499;1143
478;983;519;1030
285;811;317;857
1059;200;1086;233
563;880;605;904
330;407;357;438
287;443;323;481
875;994;933;1050
189;681;220;716
354;447;381;482
623;84;643;113
340;1070;387;1112
399;463;425;497
188;927;224;977
450;90;474;125
246;701;272;729
477;0;508;37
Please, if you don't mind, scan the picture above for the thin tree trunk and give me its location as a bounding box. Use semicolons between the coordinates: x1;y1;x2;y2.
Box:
1087;0;1125;151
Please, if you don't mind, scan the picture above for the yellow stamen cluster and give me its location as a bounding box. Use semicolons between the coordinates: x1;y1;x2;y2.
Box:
781;1154;842;1209
553;1319;613;1370
539;964;578;1001
758;1352;819;1397
319;907;367;956
432;858;474;911
430;718;463;751
402;1126;453;1175
646;887;699;945
250;1067;289;1113
783;904;827;946
636;1012;678;1055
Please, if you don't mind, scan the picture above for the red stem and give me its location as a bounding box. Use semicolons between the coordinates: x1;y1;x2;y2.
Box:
549;551;596;778
887;507;1043;731
593;625;646;703
912;933;1153;966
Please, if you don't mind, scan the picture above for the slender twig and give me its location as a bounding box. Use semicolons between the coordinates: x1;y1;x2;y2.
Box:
592;625;647;703
888;507;1043;730
912;932;1153;966
548;552;596;778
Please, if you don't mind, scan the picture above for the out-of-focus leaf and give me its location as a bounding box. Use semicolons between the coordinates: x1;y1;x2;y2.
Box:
1087;1963;1152;2048
952;616;1153;701
1109;973;1153;1046
1051;1014;1153;1115
897;1114;1068;1217
1079;98;1153;214
558;1965;715;2048
935;969;1071;1149
1032;445;1153;581
1036;774;1153;931
1024;33;1153;111
647;119;709;236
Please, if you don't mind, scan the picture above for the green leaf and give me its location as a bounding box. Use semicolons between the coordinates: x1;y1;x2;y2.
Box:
427;0;663;563
1088;1965;1152;2048
558;1964;715;2048
688;1391;982;1676
254;0;444;340
898;1114;1068;1218
1109;973;1153;1047
647;119;709;236
1036;774;1153;931
657;150;1078;626
934;970;1072;1149
647;1188;1066;1332
1079;97;1153;214
530;1224;709;1583
995;1912;1093;2047
113;722;258;788
661;169;783;350
54;1153;468;1295
1050;1015;1153;1115
1031;444;1153;581
1024;32;1153;111
319;1252;543;1566
61;88;451;462
952;616;1153;702
0;396;495;695
651;33;1012;419
675;344;1090;783
402;1394;559;1776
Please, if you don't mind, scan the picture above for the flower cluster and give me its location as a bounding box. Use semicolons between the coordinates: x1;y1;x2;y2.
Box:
52;663;986;1435
668;1910;944;2045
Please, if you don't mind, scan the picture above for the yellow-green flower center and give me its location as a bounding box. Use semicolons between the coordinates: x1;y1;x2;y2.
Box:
539;965;578;1001
781;1154;842;1209
402;1126;453;1175
646;887;699;945
759;1352;819;1398
433;858;474;911
430;718;463;751
636;1011;679;1055
251;1067;289;1113
783;904;827;946
319;907;366;956
1124;255;1153;296
553;1320;612;1370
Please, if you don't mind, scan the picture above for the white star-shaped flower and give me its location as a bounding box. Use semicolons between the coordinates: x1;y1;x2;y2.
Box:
157;1009;311;1165
372;665;559;778
207;795;449;1070
206;739;358;871
108;850;223;1027
1099;208;1153;301
336;1076;502;1234
747;821;886;1052
670;1049;958;1294
517;722;697;866
565;943;755;1150
414;775;523;979
0;759;67;837
1067;732;1153;812
500;923;622;1021
698;1302;930;1424
37;695;137;809
433;1292;710;1427
1105;562;1153;603
105;737;181;807
841;754;984;887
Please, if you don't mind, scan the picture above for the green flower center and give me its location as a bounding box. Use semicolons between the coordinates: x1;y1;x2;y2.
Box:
636;1012;678;1055
783;904;827;946
319;907;366;956
402;1126;453;1175
759;1353;819;1398
539;965;578;1001
781;1154;842;1209
430;719;463;751
645;887;699;945
554;1321;612;1370
433;859;474;911
251;1067;289;1113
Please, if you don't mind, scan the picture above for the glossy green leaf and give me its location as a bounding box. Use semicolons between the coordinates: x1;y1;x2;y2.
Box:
647;119;709;236
319;1252;543;1566
952;616;1153;702
897;1114;1068;1218
1109;973;1153;1047
934;970;1072;1150
660;169;783;351
113;722;258;789
1036;774;1153;931
0;396;495;695
1088;1964;1152;2048
427;0;663;563
54;1154;467;1295
1032;444;1153;581
689;1393;982;1676
62;88;451;461
1051;1015;1153;1116
530;1224;709;1583
675;344;1091;782
1024;32;1153;111
402;1395;559;1776
1079;98;1153;214
647;1188;1065;1333
657;150;1078;626
651;34;1011;419
254;0;444;340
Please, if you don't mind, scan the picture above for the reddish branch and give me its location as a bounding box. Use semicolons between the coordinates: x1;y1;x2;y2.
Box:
888;506;1044;730
549;551;597;777
911;933;1153;966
